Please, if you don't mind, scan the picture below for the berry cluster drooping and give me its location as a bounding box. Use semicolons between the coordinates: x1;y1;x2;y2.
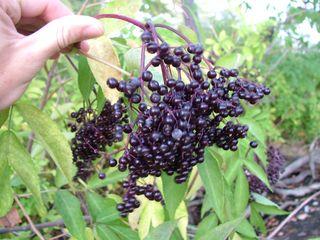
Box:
70;18;271;217
247;146;285;193
69;101;127;180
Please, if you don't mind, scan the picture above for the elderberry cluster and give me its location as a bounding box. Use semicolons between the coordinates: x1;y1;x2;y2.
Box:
247;146;285;193
70;22;271;217
69;101;127;180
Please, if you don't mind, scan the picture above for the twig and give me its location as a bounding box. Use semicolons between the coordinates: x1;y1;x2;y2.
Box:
79;50;131;76
280;170;311;185
65;55;78;73
49;232;69;240
267;190;320;239
46;78;72;101
280;155;309;179
14;196;45;240
274;183;320;197
77;0;90;15
0;216;91;234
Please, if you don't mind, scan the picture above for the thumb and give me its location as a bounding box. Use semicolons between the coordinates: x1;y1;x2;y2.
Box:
23;15;104;60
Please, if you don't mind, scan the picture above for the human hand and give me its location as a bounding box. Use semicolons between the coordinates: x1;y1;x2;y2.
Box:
0;0;104;110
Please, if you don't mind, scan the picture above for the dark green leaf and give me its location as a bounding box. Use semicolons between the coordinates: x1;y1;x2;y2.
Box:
0;108;9;128
55;190;86;240
15;103;75;184
145;221;177;240
234;169;249;216
0;131;45;216
198;217;244;240
96;86;106;113
78;56;95;101
86;192;118;223
195;213;218;240
162;174;188;219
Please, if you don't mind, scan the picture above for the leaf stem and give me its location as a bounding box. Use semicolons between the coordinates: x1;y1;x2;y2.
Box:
7;106;13;130
79;50;131;77
95;14;145;30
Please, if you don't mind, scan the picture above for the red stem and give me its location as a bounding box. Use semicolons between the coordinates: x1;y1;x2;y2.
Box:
95;14;146;30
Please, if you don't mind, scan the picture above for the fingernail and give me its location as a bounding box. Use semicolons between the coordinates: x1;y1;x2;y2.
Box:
84;23;104;37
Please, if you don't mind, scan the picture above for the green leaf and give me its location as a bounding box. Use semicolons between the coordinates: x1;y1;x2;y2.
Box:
0;165;13;217
178;25;198;43
15;103;75;184
86;192;118;223
95;224;121;240
0;131;45;216
251;193;280;207
96;86;106;113
225;158;242;184
234;169;249;216
250;204;266;234
55;190;86;240
195;213;218;240
100;0;142;36
243;158;270;189
215;53;244;69
78;56;95;101
0;108;9;128
145;221;177;240
198;217;244;240
88;170;127;189
198;148;225;222
251;202;288;215
236;219;257;238
161;174;188;219
108;224;139;240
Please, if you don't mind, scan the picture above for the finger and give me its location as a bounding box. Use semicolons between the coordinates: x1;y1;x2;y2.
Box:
20;0;72;21
21;15;104;61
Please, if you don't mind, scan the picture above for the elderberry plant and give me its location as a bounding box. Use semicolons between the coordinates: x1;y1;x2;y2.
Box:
69;15;270;217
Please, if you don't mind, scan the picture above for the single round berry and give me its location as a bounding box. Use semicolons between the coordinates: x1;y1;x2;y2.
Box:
147;42;158;54
98;173;106;180
142;71;153;82
108;158;117;167
250;141;258;148
107;78;119;89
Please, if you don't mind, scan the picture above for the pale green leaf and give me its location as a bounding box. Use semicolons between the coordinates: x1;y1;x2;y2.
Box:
251;193;280;207
215;53;244;69
108;225;139;240
15;103;75;184
0;131;45;216
162;174;188;219
87;37;121;104
55;190;86;240
145;221;177;240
